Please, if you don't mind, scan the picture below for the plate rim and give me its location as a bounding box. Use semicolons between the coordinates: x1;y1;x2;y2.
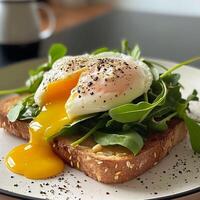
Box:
0;58;200;200
1;186;200;200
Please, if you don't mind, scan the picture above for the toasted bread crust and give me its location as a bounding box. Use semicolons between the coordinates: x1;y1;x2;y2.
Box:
0;96;187;183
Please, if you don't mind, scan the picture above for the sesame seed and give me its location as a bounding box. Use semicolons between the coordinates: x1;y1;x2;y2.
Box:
114;175;119;180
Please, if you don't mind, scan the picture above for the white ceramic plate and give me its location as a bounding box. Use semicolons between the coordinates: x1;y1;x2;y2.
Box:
0;58;200;200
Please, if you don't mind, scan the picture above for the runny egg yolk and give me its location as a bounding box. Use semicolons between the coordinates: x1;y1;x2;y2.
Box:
5;69;84;179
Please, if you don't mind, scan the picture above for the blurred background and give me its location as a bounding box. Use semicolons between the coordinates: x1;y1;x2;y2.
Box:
1;0;200;67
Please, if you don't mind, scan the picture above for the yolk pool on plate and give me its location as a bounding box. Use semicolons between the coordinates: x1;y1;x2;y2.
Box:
5;70;83;179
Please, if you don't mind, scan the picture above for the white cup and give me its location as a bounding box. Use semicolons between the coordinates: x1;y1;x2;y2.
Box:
0;0;56;45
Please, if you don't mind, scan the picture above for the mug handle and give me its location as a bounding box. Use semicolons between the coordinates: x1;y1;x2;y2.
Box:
38;3;56;40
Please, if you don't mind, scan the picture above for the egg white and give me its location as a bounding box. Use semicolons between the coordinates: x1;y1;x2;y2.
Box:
66;53;153;119
34;54;91;105
34;52;153;119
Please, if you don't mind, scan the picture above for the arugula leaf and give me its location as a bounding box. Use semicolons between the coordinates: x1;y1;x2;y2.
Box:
165;85;182;108
47;124;80;141
7;95;40;122
144;60;168;71
71;118;107;147
29;63;50;76
25;71;44;93
131;44;141;60
147;105;172;119
7;102;24;122
144;61;160;81
109;81;167;123
105;119;123;132
91;47;110;55
148;112;177;132
0;87;29;95
184;115;200;153
162;73;181;86
94;130;144;155
48;43;68;66
160;56;200;78
186;89;199;102
46;114;96;141
121;40;143;60
122;122;148;137
121;39;131;54
177;90;199;118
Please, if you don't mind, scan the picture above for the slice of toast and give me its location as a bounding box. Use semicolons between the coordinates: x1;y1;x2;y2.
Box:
0;96;187;183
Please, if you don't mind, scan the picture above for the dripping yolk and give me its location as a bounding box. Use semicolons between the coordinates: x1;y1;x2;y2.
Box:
5;69;84;179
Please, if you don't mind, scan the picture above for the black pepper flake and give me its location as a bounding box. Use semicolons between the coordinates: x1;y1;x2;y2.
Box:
106;192;110;195
50;189;55;194
88;82;93;87
14;184;18;187
90;92;94;95
40;191;46;195
10;176;14;178
94;77;98;81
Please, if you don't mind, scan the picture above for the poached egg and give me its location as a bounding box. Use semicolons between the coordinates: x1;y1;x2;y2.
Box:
5;52;153;179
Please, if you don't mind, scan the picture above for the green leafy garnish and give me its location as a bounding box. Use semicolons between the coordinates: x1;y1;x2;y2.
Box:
46;114;97;141
7;102;24;122
94;130;144;155
7;95;40;122
131;44;141;60
184;115;200;153
148;112;177;132
0;87;30;95
109;81;167;123
48;43;68;66
71;118;107;147
160;56;200;78
0;43;67;95
91;47;110;55
121;39;142;60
